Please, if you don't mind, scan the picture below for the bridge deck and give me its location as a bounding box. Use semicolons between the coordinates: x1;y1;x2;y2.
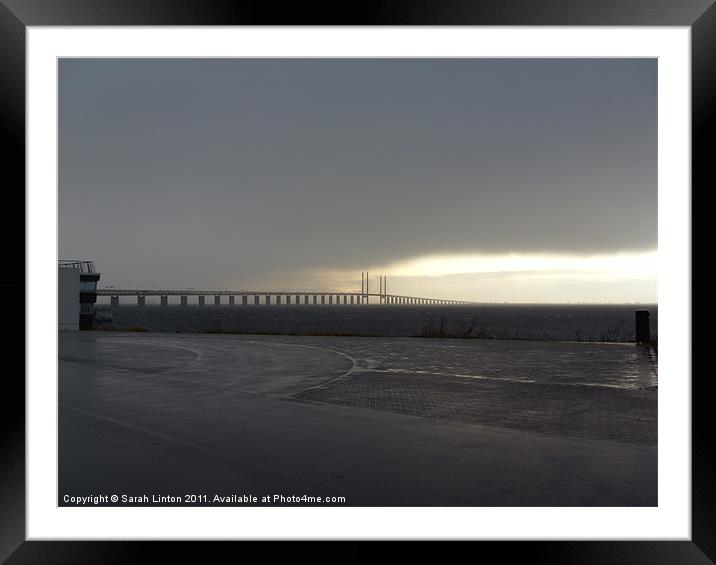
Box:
97;289;473;305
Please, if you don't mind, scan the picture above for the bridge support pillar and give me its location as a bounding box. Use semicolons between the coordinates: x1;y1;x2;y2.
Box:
111;295;119;308
242;295;248;305
277;295;282;305
254;295;259;305
160;295;168;307
328;295;333;305
137;295;145;307
214;295;221;305
313;295;317;305
265;295;271;305
304;295;309;305
286;295;291;305
198;296;205;306
181;295;188;306
321;295;325;304
229;295;235;305
343;295;347;304
350;295;354;304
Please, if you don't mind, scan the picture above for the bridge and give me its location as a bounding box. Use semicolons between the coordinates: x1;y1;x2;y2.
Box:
97;273;474;307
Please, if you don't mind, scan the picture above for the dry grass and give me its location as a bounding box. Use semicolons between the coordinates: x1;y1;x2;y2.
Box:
416;315;528;340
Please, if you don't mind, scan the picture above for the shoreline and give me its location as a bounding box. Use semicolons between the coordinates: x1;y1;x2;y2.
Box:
92;326;657;347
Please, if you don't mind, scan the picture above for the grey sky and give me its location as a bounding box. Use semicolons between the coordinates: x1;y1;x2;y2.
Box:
59;58;656;296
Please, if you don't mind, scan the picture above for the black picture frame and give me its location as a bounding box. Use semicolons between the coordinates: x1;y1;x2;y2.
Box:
2;1;713;562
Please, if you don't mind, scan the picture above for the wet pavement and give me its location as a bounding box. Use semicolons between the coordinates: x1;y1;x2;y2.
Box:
59;331;657;506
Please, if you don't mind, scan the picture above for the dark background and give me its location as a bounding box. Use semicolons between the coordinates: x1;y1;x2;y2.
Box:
3;0;714;563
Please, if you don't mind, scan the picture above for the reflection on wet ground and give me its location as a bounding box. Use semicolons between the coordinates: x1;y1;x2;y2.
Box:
59;332;657;506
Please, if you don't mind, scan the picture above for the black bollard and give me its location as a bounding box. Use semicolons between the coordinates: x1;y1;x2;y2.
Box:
635;310;651;343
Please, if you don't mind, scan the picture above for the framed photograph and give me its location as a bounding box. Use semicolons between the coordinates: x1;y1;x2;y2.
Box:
4;0;713;562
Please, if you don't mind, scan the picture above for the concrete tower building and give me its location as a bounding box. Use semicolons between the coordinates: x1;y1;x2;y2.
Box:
58;260;101;330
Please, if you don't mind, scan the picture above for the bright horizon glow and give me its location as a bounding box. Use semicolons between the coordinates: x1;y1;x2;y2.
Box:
96;250;658;303
382;250;658;280
305;250;658;303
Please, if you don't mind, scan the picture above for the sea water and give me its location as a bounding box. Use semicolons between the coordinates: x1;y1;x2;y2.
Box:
103;303;658;342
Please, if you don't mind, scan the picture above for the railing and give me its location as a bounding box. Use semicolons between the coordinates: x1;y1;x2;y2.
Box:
59;260;97;274
94;306;113;323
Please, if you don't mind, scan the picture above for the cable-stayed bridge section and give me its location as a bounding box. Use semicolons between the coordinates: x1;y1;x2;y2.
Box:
97;289;472;307
97;273;474;306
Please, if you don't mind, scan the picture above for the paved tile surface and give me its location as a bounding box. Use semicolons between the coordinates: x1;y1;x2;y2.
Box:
273;337;657;445
297;371;655;444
